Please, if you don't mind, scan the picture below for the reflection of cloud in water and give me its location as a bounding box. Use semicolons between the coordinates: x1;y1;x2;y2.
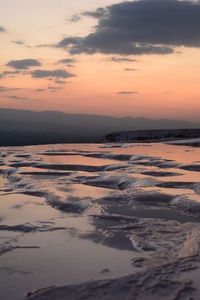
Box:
1;142;200;299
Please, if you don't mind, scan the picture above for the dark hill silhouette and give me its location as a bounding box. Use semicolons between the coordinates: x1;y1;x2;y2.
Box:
0;108;200;146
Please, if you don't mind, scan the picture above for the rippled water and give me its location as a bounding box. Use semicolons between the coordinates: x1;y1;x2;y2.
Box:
0;142;200;300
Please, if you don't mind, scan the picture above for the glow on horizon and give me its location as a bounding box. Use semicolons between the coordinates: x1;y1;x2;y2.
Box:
0;0;200;121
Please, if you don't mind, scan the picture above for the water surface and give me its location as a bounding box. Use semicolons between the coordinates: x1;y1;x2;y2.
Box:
0;142;200;299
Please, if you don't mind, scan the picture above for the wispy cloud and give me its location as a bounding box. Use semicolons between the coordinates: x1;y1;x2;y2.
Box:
109;57;137;63
124;68;138;72
12;40;26;45
54;80;66;85
0;86;22;93
117;91;139;95
48;86;63;92
36;89;45;92
68;14;82;23
8;95;28;100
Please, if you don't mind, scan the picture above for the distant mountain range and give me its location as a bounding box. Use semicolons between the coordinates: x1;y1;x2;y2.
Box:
0;108;200;146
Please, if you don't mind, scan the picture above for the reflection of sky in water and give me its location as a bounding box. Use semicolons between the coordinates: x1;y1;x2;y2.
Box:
0;194;61;225
0;231;134;300
42;154;121;166
0;142;200;300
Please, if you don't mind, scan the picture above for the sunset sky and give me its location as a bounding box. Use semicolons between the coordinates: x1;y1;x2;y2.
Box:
1;0;200;121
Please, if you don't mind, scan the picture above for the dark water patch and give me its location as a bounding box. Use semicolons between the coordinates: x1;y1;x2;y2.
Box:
15;154;31;158
103;190;174;207
10;162;36;168
23;190;47;198
79;230;134;251
92;214;139;225
20;171;73;177
180;165;200;172
34;163;105;172
42;152;81;156
103;189;200;220
107;205;197;224
104;164;129;171
47;197;86;214
83;153;134;161
22;191;86;213
142;170;182;177
131;160;180;169
0;223;66;233
25;257;199;300
171;196;200;220
82;174;158;191
83;214;139;251
158;181;196;189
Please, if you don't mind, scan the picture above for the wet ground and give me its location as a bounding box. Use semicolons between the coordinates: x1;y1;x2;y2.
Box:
0;142;200;299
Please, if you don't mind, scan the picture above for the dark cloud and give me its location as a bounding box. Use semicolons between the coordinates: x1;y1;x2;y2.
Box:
0;26;5;32
117;91;138;95
11;40;32;48
57;0;200;56
31;69;76;79
7;59;41;70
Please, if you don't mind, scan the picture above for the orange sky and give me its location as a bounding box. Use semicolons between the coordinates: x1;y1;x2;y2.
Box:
0;0;200;121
